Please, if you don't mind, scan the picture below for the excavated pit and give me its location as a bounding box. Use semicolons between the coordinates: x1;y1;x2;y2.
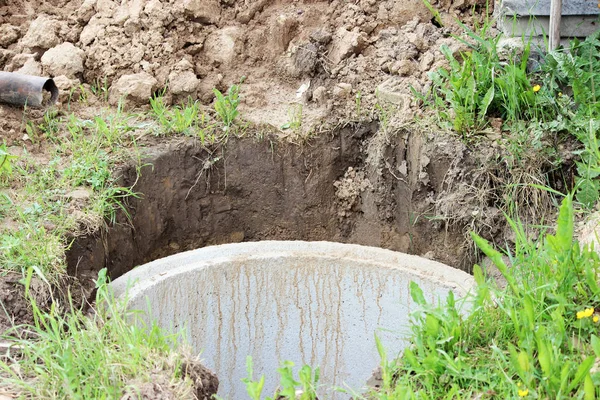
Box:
66;123;471;282
65;123;475;398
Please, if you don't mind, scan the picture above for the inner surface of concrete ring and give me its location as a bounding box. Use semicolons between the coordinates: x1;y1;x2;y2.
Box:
110;241;475;399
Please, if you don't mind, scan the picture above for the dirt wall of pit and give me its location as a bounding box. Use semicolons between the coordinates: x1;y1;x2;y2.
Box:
66;124;471;281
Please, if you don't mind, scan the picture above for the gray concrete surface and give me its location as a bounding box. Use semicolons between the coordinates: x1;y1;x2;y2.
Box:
498;0;599;40
500;15;599;38
111;241;475;399
502;0;599;16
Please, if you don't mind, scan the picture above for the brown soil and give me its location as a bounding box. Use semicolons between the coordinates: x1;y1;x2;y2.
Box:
66;123;471;283
120;357;219;400
1;0;488;139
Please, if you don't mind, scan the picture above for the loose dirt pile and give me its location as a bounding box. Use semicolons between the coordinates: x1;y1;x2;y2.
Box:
1;0;486;135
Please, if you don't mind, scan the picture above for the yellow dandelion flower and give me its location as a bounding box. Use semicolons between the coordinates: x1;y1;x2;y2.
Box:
594;315;599;323
585;307;594;317
577;307;595;319
518;388;529;397
532;84;541;92
558;92;563;97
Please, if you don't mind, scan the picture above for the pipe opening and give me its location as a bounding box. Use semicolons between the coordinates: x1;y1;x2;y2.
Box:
42;78;59;106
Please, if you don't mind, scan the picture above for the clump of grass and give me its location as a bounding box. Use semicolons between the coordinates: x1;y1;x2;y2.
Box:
369;194;600;398
214;80;243;130
427;24;600;209
0;268;197;398
150;95;206;137
0;142;16;184
90;76;110;102
281;103;303;131
540;32;600;207
428;20;553;138
1;109;140;278
0;225;66;277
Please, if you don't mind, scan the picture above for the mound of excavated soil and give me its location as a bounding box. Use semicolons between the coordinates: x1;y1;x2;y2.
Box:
1;0;486;133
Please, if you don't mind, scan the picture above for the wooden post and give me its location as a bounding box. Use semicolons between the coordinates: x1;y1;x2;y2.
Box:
548;0;562;51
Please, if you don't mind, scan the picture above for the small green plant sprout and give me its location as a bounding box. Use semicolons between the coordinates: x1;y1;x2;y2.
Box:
0;142;16;182
373;93;398;133
355;91;362;118
91;76;109;102
150;95;202;136
170;100;201;134
150;93;171;131
213;78;244;130
281;103;303;131
242;356;266;400
421;0;443;27
78;83;90;104
276;361;320;400
242;357;320;400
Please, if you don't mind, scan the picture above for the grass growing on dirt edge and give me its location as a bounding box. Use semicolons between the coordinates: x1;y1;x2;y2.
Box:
1;106;143;283
0;85;247;285
0;268;200;399
425;23;600;220
365;194;600;399
0;84;298;398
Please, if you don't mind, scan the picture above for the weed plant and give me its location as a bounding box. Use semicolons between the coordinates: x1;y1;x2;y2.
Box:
426;17;600;211
541;32;600;207
367;195;600;399
281;103;303;131
0;268;197;398
214;81;242;130
150;95;206;137
428;21;550;137
0;143;16;183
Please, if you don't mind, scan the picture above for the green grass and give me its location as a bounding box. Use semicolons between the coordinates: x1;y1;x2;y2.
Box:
366;194;600;399
0;105;151;278
213;80;243;131
150;95;208;137
1;112;137;280
281;103;303;131
540;32;600;207
427;20;554;138
0;268;197;399
0;143;16;183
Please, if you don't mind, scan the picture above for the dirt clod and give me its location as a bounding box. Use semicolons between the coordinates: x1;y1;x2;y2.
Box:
41;42;86;79
109;72;158;106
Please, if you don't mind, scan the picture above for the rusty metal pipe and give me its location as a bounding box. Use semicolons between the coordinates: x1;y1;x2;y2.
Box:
0;72;58;108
